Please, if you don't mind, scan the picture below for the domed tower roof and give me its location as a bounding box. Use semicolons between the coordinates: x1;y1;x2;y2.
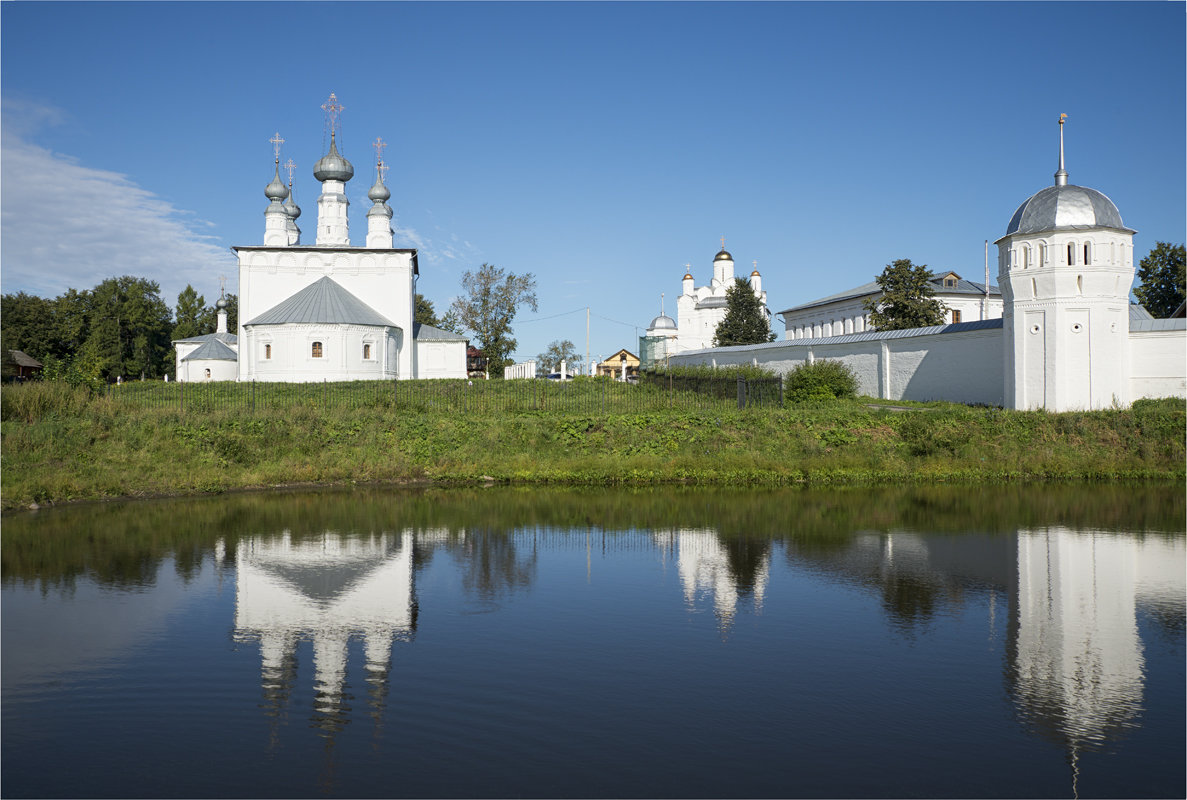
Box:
313;133;354;182
714;248;733;262
265;161;289;202
283;181;301;220
1003;114;1133;237
649;313;677;331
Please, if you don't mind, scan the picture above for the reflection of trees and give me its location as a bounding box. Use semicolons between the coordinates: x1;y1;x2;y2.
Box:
446;529;537;601
717;536;771;600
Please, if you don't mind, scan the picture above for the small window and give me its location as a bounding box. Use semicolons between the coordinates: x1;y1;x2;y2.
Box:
363;343;372;360
264;344;272;360
1067;243;1076;266
1039;243;1047;264
204;368;211;380
945;276;957;287
952;309;962;323
312;341;323;358
1018;249;1028;271
1083;243;1091;266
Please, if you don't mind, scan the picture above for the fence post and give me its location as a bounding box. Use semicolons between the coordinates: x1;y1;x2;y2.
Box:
737;375;745;410
779;376;784;408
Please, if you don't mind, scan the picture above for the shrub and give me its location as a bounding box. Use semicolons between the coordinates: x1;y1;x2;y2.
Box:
785;360;858;402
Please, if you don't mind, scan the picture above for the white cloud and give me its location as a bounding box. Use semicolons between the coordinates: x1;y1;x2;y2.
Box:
0;99;234;302
392;217;481;266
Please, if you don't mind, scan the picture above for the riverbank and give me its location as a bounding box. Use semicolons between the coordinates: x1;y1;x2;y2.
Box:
1;382;1182;511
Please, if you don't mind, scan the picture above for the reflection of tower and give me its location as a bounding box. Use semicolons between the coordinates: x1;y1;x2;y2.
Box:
232;530;417;748
659;529;770;633
1006;527;1185;779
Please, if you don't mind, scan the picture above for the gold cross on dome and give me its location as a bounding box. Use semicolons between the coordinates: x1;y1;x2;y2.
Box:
372;136;387;164
283;159;297;184
720;235;725;250
269;132;285;161
322;92;344;134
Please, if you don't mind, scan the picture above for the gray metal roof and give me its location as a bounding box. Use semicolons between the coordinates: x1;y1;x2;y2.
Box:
1130;318;1186;333
244;276;398;328
1129;304;1154;322
173;331;238;345
8;350;42;368
180;338;238;362
1004;184;1131;237
413;322;467;342
696;296;728;310
682;319;1006;355
778;274;1000;315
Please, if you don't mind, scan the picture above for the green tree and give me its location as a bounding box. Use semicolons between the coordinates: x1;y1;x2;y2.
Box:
447;263;538;376
713;278;775;347
536;339;581;374
172;285;209;341
862;259;946;331
83;276;173;380
1133;242;1185;318
0;292;56;360
414;293;441;327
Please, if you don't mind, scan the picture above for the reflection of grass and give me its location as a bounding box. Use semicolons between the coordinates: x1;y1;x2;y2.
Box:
0;383;1183;510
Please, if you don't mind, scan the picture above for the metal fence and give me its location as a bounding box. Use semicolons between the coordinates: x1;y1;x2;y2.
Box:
101;375;783;416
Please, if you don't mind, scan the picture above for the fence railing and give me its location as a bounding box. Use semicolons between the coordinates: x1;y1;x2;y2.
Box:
99;375;783;416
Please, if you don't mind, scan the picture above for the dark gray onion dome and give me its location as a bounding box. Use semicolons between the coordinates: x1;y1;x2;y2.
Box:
283;183;301;219
313;133;354;182
714;249;733;262
1005;184;1127;236
265;162;289;202
649;313;677;330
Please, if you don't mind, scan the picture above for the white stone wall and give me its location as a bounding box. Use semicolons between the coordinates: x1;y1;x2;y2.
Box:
782;294;1003;340
414;340;467;379
237;247;415;380
180;358;238;383
668;325;1005;405
1129;329;1187;400
241;323;400;382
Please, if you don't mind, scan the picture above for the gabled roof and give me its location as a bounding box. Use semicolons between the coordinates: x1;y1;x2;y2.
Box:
8;350;42;368
180;338;238;362
778;273;1000;316
413;322;467;342
173;331;238;345
244;276;398;327
1128;304;1154;322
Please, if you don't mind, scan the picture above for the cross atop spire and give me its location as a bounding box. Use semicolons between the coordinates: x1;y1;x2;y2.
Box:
372;136;387;165
218;274;227;297
721;235;726;250
283;158;297;185
379;161;390;181
322;92;344;135
269;132;285;162
1055;113;1069;187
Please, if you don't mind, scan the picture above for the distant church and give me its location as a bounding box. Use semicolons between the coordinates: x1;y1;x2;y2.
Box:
667;117;1187;411
175;93;466;382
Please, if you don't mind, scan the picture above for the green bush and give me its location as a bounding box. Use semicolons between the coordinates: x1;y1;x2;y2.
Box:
785;360;858;402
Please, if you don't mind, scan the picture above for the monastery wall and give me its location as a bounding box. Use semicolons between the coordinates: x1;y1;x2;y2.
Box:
1129;329;1187;401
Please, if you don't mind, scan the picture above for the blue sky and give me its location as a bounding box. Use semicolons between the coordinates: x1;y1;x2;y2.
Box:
2;1;1184;364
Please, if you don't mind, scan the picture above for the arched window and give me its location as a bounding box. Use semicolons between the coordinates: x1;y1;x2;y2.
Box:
264;344;272;360
1039;243;1047;265
1067;243;1076;266
363;343;372;360
1083;243;1091;265
312;341;323;358
1020;246;1030;269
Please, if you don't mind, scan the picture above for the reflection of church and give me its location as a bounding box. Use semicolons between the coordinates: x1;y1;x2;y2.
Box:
228;531;418;737
657;529;771;632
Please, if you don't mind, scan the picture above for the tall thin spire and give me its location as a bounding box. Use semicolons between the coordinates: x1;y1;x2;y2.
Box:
1054;113;1069;186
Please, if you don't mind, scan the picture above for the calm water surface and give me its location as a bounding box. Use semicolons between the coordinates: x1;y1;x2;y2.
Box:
2;485;1184;799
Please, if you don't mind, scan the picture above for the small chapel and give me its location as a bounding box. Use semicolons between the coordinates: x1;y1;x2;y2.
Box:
176;93;467;382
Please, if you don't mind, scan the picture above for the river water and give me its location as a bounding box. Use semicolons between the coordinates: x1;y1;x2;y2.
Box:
2;485;1183;798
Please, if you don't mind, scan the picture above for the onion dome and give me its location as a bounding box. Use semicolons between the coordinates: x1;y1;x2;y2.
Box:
714;248;733;262
215;295;228;311
683;272;694;281
368;173;391;204
313;133;354;182
649;313;677;330
265;162;289;202
751;269;761;276
283;182;301;220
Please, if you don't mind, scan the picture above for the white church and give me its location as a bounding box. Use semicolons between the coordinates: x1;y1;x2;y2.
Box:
667;118;1187;411
174;94;467;382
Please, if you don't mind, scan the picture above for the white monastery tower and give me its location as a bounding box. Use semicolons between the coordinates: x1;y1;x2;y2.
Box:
996;116;1136;411
676;241;769;352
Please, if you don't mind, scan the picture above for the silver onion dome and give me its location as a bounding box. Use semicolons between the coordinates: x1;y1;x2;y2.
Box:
283;183;301;220
649;313;677;331
368;174;391;204
714;248;733;262
265;162;289;202
1005;185;1127;236
313;133;354;182
215;295;228;311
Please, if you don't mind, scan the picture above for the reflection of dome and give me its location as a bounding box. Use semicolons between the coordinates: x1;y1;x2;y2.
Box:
649;314;677;330
313;134;354;182
714;249;733;262
1005;184;1126;236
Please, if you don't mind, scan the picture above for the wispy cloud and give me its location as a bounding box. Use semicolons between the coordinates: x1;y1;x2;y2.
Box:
0;98;234;301
393;212;482;267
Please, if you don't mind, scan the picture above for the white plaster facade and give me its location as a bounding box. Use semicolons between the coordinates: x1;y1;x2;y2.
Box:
675;248;768;353
668;124;1187;411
